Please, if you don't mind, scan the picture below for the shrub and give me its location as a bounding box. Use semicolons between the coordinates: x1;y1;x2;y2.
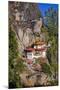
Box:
41;63;52;76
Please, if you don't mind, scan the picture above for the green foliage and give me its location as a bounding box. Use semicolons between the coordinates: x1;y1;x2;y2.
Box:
41;63;52;76
14;72;23;88
9;26;26;88
41;26;49;42
51;63;58;72
9;27;18;62
50;62;58;80
48;79;58;86
45;7;58;35
9;26;18;81
13;58;27;88
45;7;58;65
9;26;23;88
47;35;58;64
9;25;19;88
15;58;26;73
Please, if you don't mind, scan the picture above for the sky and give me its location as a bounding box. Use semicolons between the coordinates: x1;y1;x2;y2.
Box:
38;3;58;16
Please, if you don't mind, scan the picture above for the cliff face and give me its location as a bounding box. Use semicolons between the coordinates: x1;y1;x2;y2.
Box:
9;2;43;54
9;2;56;87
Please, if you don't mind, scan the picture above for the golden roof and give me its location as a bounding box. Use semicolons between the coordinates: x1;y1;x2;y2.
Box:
34;40;46;45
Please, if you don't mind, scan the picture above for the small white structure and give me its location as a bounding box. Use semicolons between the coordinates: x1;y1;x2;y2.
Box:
24;41;47;62
27;52;33;60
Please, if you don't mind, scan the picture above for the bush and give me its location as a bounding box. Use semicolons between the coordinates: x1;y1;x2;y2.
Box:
41;63;52;76
48;80;58;86
9;26;19;88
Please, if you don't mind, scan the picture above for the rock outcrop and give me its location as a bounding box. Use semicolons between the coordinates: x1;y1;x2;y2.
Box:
9;2;52;87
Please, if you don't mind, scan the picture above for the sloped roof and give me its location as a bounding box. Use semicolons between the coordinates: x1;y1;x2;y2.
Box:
35;48;46;51
24;47;35;52
25;47;46;52
34;41;46;45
